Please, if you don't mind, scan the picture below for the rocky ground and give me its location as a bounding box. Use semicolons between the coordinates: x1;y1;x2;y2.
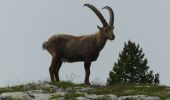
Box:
0;82;170;100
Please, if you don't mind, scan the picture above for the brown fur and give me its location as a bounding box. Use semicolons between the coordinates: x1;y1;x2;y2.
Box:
43;4;115;85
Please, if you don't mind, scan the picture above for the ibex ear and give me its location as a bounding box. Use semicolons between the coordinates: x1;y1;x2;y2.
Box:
97;25;102;30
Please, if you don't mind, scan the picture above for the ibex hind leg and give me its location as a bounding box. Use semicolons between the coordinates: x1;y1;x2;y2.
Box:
54;60;62;82
49;56;59;82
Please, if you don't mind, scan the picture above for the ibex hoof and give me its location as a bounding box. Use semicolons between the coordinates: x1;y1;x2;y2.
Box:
85;82;91;85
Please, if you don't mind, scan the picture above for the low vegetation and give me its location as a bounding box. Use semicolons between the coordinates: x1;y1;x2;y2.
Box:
0;83;38;94
49;93;62;99
50;92;85;100
64;93;85;100
49;81;169;99
94;96;108;100
2;96;13;100
0;81;169;100
49;81;87;89
89;84;169;99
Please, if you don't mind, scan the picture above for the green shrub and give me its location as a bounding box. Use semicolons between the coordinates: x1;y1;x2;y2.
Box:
107;40;160;85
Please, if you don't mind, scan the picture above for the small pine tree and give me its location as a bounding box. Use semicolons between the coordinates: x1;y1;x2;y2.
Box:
107;40;159;85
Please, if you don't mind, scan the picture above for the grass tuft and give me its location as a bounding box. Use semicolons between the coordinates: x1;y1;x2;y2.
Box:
64;93;85;100
94;96;108;100
0;83;46;94
49;93;62;99
90;84;169;100
0;85;27;94
49;81;87;89
2;96;14;100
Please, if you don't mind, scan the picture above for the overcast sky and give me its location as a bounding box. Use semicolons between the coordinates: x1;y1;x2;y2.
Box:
0;0;169;87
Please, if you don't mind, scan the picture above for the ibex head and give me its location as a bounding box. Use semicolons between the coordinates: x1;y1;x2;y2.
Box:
84;4;115;40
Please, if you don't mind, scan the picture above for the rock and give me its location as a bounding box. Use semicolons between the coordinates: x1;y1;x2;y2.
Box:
53;97;65;100
55;91;66;96
166;98;170;100
0;90;51;100
86;94;116;100
118;95;161;100
167;87;170;91
0;92;32;100
66;87;77;93
78;94;117;100
26;90;51;100
144;96;161;100
76;87;94;94
40;83;62;93
106;94;118;100
76;97;86;100
86;94;99;99
118;95;146;100
167;87;170;96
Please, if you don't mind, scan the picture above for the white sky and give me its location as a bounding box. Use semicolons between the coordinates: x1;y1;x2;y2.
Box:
0;0;170;87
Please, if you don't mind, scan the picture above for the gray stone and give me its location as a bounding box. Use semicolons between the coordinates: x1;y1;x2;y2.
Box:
26;90;51;100
40;83;62;93
0;92;32;100
118;95;146;100
167;92;170;96
118;95;161;100
166;98;170;100
77;87;94;94
76;97;86;100
66;87;76;93
144;96;161;100
54;97;65;100
55;91;66;96
106;94;118;100
86;94;99;99
0;90;52;100
86;94;113;100
97;94;108;98
167;87;170;91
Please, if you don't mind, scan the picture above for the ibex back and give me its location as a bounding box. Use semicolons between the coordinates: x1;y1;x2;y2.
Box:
43;3;115;85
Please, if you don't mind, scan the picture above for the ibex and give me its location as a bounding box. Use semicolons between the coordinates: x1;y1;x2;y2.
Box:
43;3;115;85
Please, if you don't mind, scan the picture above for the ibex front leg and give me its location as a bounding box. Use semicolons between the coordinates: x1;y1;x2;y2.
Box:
84;61;91;85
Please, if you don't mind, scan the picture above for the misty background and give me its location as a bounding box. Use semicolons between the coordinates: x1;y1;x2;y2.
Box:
0;0;170;87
